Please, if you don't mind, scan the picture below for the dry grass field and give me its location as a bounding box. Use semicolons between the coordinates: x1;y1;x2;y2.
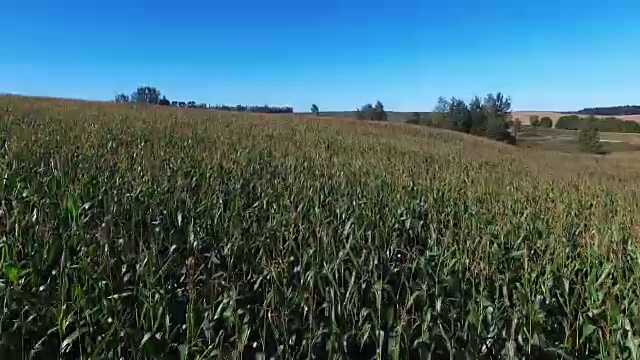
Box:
1;96;640;359
513;111;640;125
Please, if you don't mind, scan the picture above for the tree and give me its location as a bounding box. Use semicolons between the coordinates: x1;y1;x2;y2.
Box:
131;86;161;105
431;97;450;128
433;96;449;113
578;126;603;154
529;115;540;127
539;117;553;128
158;96;170;106
356;104;374;120
373;101;388;121
555;115;582;130
486;114;510;142
115;93;130;103
311;104;320;116
482;92;513;142
448;97;471;132
469;96;486;135
483;92;511;118
407;112;422;124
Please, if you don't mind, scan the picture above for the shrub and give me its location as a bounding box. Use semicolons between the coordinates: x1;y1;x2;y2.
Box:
529;115;540;127
578;126;603;154
539;117;553;128
556;115;582;130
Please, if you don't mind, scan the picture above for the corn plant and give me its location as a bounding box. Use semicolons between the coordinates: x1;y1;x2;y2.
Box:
0;96;639;359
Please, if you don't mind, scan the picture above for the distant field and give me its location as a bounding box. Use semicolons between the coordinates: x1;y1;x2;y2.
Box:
517;125;640;153
513;111;640;125
297;110;427;122
2;96;640;358
301;110;640;125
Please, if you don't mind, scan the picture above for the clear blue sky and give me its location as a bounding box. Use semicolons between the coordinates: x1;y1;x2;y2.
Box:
1;0;639;111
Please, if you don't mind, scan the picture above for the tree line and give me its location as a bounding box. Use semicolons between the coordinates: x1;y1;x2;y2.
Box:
407;92;516;144
555;114;640;133
116;87;514;145
576;105;640;116
115;86;293;114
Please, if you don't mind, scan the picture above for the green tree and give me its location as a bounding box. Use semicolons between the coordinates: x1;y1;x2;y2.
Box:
448;97;471;132
433;96;449;113
469;96;486;135
407;112;422;124
373;101;388;121
578;126;603;154
430;97;450;128
131;86;162;105
483;92;511;118
555;115;581;130
539;117;553;128
356;104;374;120
483;93;513;142
486;114;510;142
311;104;320;116
158;96;170;106
529;115;540;127
115;93;129;103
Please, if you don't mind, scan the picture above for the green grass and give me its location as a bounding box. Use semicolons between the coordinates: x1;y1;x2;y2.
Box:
1;97;640;359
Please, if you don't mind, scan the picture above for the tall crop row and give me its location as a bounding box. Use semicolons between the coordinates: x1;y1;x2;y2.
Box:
1;97;640;359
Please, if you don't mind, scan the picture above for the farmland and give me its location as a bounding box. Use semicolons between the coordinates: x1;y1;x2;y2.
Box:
1;96;640;359
516;126;640;154
513;111;640;125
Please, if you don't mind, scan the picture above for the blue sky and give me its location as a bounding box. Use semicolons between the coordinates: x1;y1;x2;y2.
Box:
1;0;639;111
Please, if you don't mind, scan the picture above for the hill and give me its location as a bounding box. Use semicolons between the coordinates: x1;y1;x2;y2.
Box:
2;96;640;358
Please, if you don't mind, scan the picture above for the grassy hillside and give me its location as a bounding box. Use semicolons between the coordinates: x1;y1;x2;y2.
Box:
1;96;640;359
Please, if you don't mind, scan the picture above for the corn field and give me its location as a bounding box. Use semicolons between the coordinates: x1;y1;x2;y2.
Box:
1;96;640;359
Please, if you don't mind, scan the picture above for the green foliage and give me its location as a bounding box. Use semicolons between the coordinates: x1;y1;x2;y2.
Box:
427;92;514;143
448;97;471;132
311;104;320;116
556;115;582;130
356;101;387;121
469;96;486;135
530;115;540;127
131;86;162;105
539;116;553;128
578;126;604;153
2;96;640;359
556;114;640;133
406;112;422;124
114;93;129;103
373;101;388;121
